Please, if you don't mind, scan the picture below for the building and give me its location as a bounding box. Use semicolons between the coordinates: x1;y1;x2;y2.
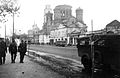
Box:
28;22;40;44
76;7;83;23
50;23;87;45
53;5;72;24
38;5;53;44
44;5;52;15
106;20;120;34
39;4;87;45
39;29;50;44
83;20;120;37
49;5;87;45
28;30;34;43
43;5;53;32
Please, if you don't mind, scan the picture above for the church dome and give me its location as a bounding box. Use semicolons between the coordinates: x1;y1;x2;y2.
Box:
54;4;72;10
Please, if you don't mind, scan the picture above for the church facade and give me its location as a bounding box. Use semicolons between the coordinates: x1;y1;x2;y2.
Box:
39;4;87;45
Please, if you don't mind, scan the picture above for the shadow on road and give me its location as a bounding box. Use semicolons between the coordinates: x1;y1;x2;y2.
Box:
27;51;120;78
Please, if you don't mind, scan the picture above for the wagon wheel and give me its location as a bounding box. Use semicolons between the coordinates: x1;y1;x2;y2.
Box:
81;55;92;71
94;50;102;69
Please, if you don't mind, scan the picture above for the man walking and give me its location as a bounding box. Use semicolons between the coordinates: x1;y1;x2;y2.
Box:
0;38;7;64
9;39;17;63
1;39;7;64
24;41;27;55
18;40;27;63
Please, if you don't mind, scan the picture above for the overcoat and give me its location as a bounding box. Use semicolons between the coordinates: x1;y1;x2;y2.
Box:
18;42;26;54
9;42;17;54
0;41;7;57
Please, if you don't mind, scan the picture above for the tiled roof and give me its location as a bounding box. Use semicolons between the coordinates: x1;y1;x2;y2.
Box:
106;20;120;27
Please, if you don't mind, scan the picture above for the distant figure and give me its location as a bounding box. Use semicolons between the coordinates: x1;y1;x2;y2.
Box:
24;41;27;55
18;40;27;63
0;39;7;64
76;39;81;56
9;39;17;63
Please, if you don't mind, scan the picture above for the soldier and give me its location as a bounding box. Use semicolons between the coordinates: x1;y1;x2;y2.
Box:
0;38;7;64
0;39;2;65
9;39;17;63
24;41;27;55
18;40;26;63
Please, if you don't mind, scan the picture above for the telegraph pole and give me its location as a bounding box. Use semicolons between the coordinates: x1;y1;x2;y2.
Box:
13;12;15;39
91;20;94;78
5;24;6;40
3;19;8;41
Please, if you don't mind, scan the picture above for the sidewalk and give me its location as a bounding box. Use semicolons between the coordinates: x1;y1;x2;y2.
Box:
0;52;65;78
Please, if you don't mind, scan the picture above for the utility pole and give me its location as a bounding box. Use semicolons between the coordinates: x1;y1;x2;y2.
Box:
5;24;6;40
3;19;8;41
13;12;15;39
91;20;94;78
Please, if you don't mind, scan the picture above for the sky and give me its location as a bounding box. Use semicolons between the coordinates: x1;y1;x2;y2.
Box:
0;0;120;37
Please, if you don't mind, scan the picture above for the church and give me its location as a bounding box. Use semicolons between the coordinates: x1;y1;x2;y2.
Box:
39;4;87;45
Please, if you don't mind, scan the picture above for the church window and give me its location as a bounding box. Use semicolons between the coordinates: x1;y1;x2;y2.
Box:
61;10;65;17
63;11;65;16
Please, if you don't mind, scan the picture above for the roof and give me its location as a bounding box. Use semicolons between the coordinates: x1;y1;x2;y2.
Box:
45;11;53;15
39;30;44;35
39;29;50;35
106;20;120;27
54;4;72;10
76;7;83;11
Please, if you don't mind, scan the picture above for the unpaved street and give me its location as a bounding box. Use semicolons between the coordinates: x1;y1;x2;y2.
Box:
0;53;65;78
28;44;81;61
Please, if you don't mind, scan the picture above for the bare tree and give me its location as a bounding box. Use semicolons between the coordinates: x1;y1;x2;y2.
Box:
0;0;20;13
0;0;20;38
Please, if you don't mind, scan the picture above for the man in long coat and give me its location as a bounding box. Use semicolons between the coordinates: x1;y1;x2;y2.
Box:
18;40;27;63
9;39;17;63
0;38;7;64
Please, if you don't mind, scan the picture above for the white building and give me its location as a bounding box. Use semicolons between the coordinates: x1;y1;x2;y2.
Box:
28;22;40;44
50;23;87;45
39;30;50;44
39;5;87;45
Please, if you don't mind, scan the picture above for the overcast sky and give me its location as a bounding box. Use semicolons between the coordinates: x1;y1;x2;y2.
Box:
0;0;120;37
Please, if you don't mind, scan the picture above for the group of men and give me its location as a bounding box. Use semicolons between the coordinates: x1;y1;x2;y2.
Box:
0;38;27;65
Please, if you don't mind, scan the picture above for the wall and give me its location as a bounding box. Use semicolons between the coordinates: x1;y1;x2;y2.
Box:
39;34;50;44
